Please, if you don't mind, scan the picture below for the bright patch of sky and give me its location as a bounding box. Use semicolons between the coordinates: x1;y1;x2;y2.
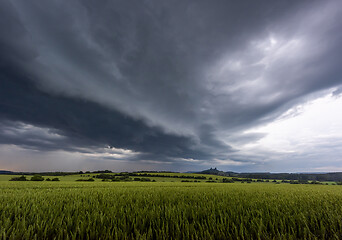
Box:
238;88;342;171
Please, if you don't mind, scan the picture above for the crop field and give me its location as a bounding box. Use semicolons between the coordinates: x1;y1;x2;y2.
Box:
1;181;342;239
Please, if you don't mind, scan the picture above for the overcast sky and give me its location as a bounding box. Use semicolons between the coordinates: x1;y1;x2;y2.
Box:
1;0;342;172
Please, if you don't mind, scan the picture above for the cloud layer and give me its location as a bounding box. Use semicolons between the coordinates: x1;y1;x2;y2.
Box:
1;0;342;171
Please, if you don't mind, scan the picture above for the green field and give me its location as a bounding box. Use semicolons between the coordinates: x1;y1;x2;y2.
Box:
1;180;342;239
0;172;226;183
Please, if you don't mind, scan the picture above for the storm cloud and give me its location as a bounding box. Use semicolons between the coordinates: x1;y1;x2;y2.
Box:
1;0;342;171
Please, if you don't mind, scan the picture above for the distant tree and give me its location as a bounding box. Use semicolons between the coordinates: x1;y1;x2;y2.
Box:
195;176;206;179
96;174;114;179
52;178;60;181
31;175;44;181
9;175;27;181
232;178;241;181
46;178;51;181
140;178;151;182
92;170;112;173
289;180;299;184
222;178;234;183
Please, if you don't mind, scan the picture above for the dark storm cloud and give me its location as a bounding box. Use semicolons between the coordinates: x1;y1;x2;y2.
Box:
1;0;342;169
0;71;219;161
0;120;69;152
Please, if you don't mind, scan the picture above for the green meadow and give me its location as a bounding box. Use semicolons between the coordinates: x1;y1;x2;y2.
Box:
0;172;225;182
1;178;342;239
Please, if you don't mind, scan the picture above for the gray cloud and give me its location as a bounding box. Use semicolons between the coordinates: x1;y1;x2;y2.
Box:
1;0;342;171
333;87;342;97
0;74;223;162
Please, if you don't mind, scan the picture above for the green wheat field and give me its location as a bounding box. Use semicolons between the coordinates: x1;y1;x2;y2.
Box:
1;175;342;239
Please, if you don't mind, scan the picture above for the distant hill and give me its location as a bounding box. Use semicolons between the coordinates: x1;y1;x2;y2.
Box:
197;168;342;182
0;170;14;174
200;168;228;176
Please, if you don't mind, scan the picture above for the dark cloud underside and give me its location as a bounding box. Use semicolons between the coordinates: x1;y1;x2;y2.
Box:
0;70;218;160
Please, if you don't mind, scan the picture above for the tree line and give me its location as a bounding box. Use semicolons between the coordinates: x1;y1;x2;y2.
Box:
9;175;59;181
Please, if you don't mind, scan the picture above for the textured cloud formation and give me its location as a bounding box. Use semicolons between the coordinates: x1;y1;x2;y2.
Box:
1;0;342;171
